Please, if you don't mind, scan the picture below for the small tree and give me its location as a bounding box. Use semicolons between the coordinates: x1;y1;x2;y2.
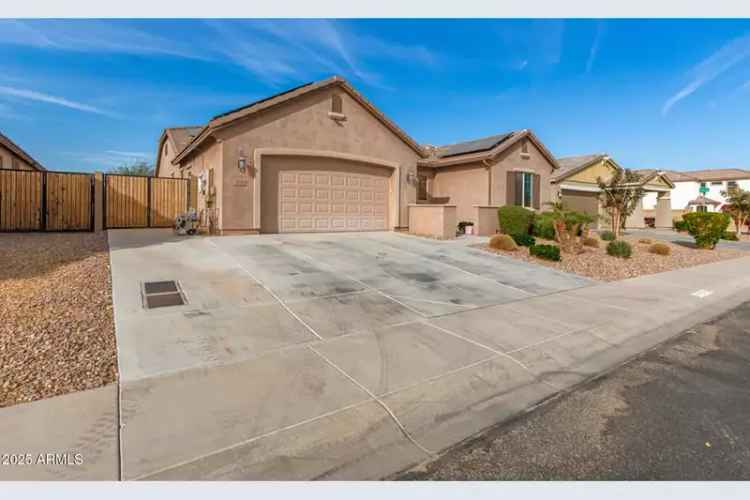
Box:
597;169;645;239
547;202;594;254
721;187;750;237
109;160;154;176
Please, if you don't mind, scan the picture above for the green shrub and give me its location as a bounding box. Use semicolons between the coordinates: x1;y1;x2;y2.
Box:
583;236;599;248
489;234;518;251
529;244;561;261
673;219;688;232
532;212;556;240
600;230;616;241
511;233;536;247
649;242;671;255
682;212;731;249
497;205;535;236
606;240;632;258
722;231;739;241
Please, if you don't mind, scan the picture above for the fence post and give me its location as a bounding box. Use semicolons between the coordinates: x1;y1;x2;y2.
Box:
94;172;104;232
40;171;47;231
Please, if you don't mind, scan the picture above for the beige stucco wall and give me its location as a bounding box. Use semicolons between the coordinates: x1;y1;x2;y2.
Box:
430;162;489;224
0;144;34;170
474;205;501;236
157;139;181;179
566;160;616;184
408;204;456;239
561;189;603;229
181;140;223;230
203;87;420;233
490;138;556;208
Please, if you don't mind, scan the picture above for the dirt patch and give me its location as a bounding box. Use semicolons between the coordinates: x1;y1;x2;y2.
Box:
0;232;117;408
477;234;747;282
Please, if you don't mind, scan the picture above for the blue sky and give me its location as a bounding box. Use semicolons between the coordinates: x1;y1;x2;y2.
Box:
1;18;749;172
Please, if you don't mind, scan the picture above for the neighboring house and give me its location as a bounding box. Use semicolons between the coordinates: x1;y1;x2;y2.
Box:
0;131;46;171
154;126;203;178
552;154;674;229
643;169;750;215
156;76;559;235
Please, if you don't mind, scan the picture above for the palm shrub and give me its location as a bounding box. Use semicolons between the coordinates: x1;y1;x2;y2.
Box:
547;203;595;254
682;212;730;249
511;233;536;247
497;206;535;236
606;240;632;258
529;244;561;261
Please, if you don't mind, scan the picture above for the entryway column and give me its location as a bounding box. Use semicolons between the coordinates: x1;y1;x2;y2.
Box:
625;197;646;229
654;192;672;228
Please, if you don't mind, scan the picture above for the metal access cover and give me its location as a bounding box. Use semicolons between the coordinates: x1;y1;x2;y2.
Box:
142;280;187;309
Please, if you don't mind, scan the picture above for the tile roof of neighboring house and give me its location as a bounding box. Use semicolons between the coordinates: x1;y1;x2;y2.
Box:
552;153;609;182
0;131;46;170
167;126;203;153
433;132;515;158
632;168;676;188
172;76;426;164
662;168;750;182
686;195;721;206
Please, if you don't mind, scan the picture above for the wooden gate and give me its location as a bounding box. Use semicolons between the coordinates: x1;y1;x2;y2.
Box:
104;174;189;229
0;169;93;232
45;172;94;231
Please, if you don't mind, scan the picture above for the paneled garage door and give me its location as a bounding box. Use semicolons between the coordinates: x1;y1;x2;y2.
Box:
279;170;389;233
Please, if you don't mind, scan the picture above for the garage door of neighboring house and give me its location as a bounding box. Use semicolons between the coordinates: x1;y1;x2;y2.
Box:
561;189;602;229
278;170;389;233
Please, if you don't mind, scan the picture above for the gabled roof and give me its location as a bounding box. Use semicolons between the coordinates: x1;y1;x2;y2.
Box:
552;153;616;182
154;125;203;176
0;131;46;171
632;168;675;189
686;195;721;206
664;168;750;183
419;129;559;169
172;76;426;164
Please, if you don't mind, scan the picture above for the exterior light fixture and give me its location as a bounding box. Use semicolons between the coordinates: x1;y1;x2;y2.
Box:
238;156;247;173
406;171;417;184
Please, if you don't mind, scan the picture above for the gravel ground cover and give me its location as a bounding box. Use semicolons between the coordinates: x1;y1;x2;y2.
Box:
0;232;117;408
477;234;747;282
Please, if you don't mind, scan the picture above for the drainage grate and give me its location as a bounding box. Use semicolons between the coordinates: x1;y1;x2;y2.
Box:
142;280;186;309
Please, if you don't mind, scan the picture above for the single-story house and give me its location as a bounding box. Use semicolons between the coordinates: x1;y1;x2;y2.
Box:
0;131;46;171
156;75;560;235
552;154;674;229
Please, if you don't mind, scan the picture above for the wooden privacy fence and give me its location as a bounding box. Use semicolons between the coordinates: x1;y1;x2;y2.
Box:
0;169;93;232
104;174;190;229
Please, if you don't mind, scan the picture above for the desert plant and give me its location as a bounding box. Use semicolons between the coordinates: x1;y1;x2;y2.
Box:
489;234;518;251
529;244;561;261
638;238;653;244
599;230;616;241
511;233;536;247
583;236;599;248
532;212;557;240
606;240;632;258
649;242;671;255
547;205;594;254
722;231;739;241
497;205;535;236
682;212;731;249
109;160;154;176
673;219;688;232
721;187;750;238
597;169;646;239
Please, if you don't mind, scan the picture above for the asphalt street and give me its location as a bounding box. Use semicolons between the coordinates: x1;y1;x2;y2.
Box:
398;301;750;480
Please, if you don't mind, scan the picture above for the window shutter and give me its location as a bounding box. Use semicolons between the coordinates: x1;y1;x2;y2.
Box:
533;174;541;209
506;171;516;205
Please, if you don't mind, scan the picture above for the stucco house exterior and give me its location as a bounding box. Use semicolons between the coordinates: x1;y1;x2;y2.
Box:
0;131;46;171
552;154;674;229
156;76;560;235
643;168;750;215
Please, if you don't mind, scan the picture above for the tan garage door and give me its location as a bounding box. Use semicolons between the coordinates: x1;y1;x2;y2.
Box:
279;170;389;233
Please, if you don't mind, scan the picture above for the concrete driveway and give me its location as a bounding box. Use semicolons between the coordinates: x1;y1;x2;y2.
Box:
108;229;592;480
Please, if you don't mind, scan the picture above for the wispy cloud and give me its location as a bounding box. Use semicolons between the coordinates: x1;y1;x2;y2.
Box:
105;150;151;158
63;151;153;169
586;21;605;74
0;19;207;60
662;32;750;115
0;85;121;118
